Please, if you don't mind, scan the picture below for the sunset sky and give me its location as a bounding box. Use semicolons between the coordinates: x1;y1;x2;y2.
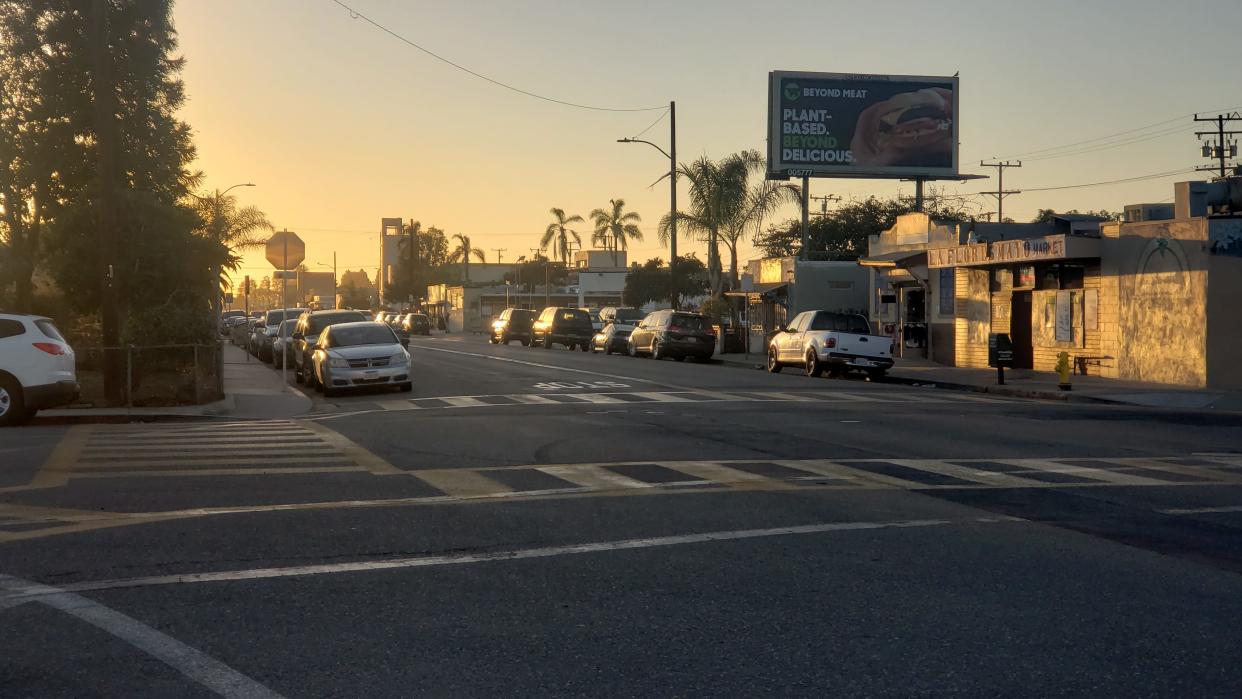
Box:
173;0;1242;290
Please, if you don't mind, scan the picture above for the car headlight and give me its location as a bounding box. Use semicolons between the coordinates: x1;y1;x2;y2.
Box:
389;351;409;366
327;354;350;368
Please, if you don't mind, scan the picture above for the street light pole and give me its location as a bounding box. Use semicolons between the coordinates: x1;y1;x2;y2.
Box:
618;99;677;309
202;182;255;400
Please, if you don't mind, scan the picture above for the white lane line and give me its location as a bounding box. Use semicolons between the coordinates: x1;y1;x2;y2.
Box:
408;343;664;385
6;517;1022;598
537;465;654;490
1159;505;1242;515
0;574;283;698
628;391;693;402
440;396;489;408
507;394;561;405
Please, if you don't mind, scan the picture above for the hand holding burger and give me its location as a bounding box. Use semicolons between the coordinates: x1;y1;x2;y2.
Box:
851;88;954;168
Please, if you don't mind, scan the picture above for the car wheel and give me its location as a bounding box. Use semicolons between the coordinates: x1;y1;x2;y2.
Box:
867;369;887;381
0;376;28;426
602;344;611;355
766;348;782;373
580;343;588;352
399;382;413;392
673;355;685;362
294;362;305;384
543;337;553;349
651;340;665;360
806;350;823;378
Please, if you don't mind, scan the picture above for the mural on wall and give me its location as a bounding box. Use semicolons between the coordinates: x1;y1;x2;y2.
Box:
1208;220;1242;257
966;269;990;346
1120;235;1206;387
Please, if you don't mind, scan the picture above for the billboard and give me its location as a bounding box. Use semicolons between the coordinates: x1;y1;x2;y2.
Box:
768;71;959;180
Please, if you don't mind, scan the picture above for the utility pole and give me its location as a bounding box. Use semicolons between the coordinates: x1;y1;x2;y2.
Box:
491;248;507;264
90;0;123;404
810;194;840;217
669;100;678;310
980;160;1022;222
1195;112;1241;179
408;219;418;307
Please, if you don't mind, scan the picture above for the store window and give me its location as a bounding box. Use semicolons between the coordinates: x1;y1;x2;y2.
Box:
938;269;954;316
1037;263;1085;290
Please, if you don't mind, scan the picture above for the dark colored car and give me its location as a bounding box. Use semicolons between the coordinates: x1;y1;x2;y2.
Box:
590;323;633;354
599;306;645;326
627;310;716;361
401;313;432;337
290;309;370;384
490;308;536;345
257;308;309;362
531;307;593;350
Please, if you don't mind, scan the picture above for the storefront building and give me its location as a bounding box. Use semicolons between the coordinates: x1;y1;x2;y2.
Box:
864;178;1242;389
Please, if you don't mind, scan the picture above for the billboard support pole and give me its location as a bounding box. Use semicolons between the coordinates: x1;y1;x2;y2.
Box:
799;175;810;260
914;178;925;212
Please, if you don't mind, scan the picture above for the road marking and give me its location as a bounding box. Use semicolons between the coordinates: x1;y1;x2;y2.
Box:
75;456;352;469
3;517;1024;598
888;459;1044;488
0;574;283;698
507;394;560;405
1000;458;1169;486
72;466;368;479
412;469;515;496
668;461;775;485
748;391;816;402
440;396;489;408
1159;505;1242;515
377;400;421;411
627;391;693;402
297;419;402;475
407;343;664;385
24;425;91;490
561;393;626;404
536;465;655;490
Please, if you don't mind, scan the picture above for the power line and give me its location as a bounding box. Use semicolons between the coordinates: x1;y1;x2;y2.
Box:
1021;124;1193;162
980;160;1022;221
330;0;666;113
630;107;670;139
1019;167;1195;192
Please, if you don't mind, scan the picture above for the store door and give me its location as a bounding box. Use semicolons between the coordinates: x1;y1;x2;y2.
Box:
1010;291;1033;369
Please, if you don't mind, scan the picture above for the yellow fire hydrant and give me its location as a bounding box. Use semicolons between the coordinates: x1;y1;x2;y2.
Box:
1056;351;1072;391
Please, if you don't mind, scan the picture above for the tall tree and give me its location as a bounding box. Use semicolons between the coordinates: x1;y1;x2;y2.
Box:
542;207;583;263
392;224;451;299
623;255;708;308
189;187;272;297
447;232;485;281
589;199;643;266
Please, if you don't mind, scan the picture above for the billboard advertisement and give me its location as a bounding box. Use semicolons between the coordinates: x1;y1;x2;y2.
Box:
767;71;959;180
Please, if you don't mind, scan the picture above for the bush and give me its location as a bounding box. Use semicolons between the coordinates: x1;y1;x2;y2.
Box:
123;290;216;347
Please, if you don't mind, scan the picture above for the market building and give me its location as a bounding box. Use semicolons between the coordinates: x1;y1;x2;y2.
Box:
862;177;1242;389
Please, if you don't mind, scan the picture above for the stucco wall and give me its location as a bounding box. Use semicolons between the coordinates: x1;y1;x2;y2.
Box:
1115;220;1208;387
954;268;990;368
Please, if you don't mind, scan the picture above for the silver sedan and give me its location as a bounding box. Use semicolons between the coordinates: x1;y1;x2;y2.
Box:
310;321;412;397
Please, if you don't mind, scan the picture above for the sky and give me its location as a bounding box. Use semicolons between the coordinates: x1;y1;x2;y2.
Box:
171;0;1242;290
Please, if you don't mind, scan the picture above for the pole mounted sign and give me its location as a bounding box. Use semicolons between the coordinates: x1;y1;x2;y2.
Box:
265;230;305;270
767;71;959;180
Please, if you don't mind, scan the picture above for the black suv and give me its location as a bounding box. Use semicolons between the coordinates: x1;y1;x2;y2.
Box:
531;307;593;350
290;309;369;384
627;310;716;361
490;308;536;345
400;313;432;337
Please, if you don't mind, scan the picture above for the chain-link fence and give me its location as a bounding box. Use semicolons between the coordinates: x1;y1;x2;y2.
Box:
73;343;223;407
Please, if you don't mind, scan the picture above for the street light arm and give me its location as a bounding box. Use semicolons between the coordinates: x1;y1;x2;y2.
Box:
617;137;671;161
221;182;256;197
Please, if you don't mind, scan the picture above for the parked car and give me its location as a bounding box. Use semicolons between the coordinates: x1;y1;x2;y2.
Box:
584;308;603;332
309;321;412;396
246;318;267;356
270;319;299;369
290;309;369;384
230;317;257;347
257;308;308;362
219;310;246;335
224;315;249;345
490;308;536;345
590;322;634;355
0;313;79;425
599;306;645;326
401;313;432;337
627;310;716;362
531;307;594;350
766;310;894;379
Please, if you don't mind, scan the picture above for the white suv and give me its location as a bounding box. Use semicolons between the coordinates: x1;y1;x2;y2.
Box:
0;313;79;425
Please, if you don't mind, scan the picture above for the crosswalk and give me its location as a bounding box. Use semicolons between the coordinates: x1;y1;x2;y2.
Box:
358;388;1010;413
401;455;1242;500
50;419;400;481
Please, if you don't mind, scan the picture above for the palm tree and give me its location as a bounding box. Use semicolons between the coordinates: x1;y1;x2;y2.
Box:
541;207;583;263
658;151;799;297
589;199;643;266
189;188;273;295
447;232;485;281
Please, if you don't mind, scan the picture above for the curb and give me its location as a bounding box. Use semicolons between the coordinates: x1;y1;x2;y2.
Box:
878;374;1126;405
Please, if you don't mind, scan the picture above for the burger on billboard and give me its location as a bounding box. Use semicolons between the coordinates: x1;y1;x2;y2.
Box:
768;71;959;180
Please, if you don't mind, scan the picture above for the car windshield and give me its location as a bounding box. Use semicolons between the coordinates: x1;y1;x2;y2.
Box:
307;312;367;333
615;309;644;323
265;310;302;325
670;315;711;331
329;324;396;347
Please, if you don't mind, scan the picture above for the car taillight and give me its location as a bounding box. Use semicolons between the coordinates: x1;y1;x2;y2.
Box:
33;342;66;355
826;337;836;348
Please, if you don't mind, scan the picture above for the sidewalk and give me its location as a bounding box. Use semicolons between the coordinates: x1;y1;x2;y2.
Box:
41;343;312;421
715;351;1242;411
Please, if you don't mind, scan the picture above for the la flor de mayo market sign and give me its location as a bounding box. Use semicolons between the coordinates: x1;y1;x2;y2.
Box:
927;234;1082;269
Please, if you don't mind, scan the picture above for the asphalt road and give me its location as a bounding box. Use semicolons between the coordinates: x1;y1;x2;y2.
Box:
3;333;1242;697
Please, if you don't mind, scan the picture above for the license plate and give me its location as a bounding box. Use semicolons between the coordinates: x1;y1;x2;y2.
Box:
852;359;873;367
364;370;379;377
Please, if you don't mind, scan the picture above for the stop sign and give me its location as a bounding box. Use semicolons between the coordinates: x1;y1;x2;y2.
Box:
266;230;305;270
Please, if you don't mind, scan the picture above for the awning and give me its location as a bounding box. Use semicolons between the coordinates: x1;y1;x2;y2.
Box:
725;283;788;298
857;250;927;268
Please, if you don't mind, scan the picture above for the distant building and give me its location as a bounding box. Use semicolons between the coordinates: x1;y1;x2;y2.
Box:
296;271;336;309
736;257;870;333
572;250;627;308
862;177;1242;389
377;217;404;305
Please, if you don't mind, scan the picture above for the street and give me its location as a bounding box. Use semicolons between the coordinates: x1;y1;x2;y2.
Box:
3;336;1242;697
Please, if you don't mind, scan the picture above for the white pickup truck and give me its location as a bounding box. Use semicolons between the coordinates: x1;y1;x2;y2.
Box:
766;310;894;379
